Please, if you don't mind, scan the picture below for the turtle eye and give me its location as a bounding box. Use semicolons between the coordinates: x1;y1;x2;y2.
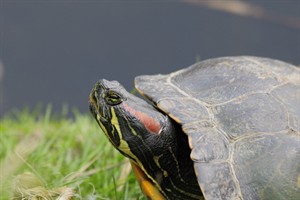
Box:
105;91;123;106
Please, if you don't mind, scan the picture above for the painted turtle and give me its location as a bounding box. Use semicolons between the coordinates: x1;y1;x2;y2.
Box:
89;56;300;200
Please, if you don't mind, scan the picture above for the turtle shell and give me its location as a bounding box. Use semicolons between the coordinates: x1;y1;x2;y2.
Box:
134;56;300;200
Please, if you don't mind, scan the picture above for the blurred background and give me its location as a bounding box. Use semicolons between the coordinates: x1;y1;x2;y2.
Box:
1;0;299;116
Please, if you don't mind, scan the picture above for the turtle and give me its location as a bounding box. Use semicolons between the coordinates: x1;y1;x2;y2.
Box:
89;56;300;200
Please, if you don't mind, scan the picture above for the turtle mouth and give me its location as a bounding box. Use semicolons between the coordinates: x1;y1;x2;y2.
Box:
89;89;109;123
88;92;99;116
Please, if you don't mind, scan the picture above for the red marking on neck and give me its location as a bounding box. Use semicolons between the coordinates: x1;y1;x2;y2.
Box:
123;102;161;134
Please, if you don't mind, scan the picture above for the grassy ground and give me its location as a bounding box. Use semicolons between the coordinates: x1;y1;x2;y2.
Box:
0;106;144;199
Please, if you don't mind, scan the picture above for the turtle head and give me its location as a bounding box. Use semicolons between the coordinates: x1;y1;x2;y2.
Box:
89;79;176;162
89;79;201;199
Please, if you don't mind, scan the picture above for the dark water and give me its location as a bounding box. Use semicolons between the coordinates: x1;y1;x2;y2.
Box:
1;0;299;116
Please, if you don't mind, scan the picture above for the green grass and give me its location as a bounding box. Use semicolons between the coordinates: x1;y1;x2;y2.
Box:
0;106;145;199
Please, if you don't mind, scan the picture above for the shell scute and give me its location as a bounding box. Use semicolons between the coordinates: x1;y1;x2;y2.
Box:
213;93;288;140
271;83;300;131
232;131;300;199
135;74;185;102
158;98;210;124
183;121;229;163
194;162;241;200
170;57;280;105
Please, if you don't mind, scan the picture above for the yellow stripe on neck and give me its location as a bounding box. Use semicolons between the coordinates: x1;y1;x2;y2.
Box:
109;107;167;198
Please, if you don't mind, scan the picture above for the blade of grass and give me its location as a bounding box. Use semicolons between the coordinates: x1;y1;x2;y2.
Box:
0;130;42;186
0;107;145;199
